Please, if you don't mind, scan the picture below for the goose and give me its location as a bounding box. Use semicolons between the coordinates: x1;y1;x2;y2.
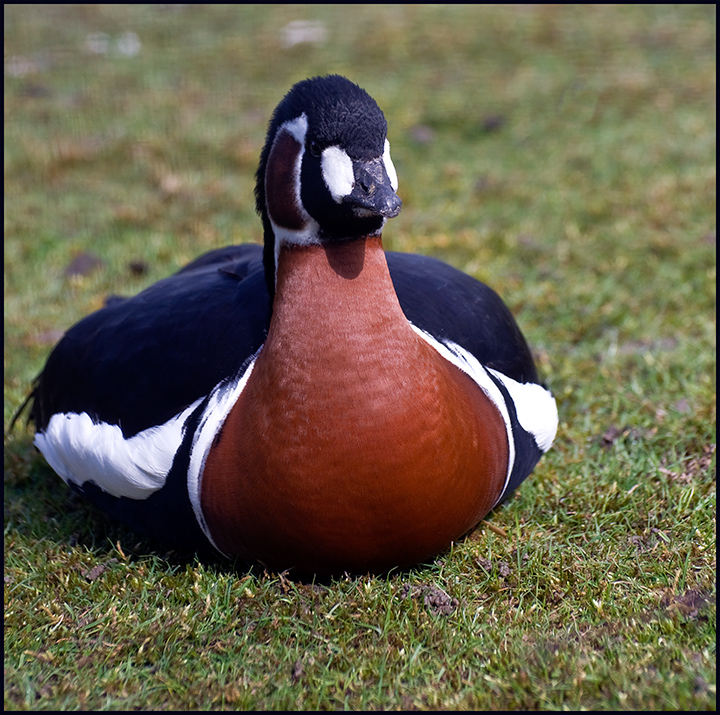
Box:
24;75;558;575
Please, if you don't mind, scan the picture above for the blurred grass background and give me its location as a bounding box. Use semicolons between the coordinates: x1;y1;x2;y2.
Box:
4;4;715;710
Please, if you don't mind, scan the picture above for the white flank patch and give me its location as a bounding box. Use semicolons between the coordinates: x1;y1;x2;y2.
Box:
383;139;398;191
34;399;203;500
487;368;558;453
409;323;516;498
321;145;354;201
186;349;262;554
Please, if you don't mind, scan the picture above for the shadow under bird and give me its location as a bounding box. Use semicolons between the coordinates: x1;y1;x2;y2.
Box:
22;75;558;575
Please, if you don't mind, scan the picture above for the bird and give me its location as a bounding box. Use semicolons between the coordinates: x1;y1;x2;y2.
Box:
22;74;558;576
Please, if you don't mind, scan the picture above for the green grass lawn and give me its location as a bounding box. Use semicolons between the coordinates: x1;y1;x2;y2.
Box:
4;5;715;710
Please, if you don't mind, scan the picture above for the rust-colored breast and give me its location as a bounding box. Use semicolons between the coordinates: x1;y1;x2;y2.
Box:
200;238;509;574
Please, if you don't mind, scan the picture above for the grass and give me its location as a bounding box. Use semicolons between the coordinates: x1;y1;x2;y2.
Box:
4;4;716;710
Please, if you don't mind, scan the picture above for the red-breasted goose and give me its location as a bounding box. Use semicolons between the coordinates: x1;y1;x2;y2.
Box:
24;75;558;575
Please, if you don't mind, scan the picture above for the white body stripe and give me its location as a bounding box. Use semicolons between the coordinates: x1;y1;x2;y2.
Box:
409;323;558;503
186;349;262;554
34;399;202;499
409;324;516;499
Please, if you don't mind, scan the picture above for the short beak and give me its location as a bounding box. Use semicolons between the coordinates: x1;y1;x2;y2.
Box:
345;158;402;219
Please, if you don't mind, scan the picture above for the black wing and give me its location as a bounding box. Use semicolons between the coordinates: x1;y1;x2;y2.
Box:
30;245;269;437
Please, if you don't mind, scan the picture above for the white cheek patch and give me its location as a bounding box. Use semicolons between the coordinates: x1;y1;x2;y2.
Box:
408;323;558;505
34;399;203;500
321;145;355;202
383;139;398;191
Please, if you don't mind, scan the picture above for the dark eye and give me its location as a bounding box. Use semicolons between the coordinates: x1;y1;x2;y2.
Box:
309;140;322;157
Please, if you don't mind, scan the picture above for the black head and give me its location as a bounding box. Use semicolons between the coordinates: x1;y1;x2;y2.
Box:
254;75;402;297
